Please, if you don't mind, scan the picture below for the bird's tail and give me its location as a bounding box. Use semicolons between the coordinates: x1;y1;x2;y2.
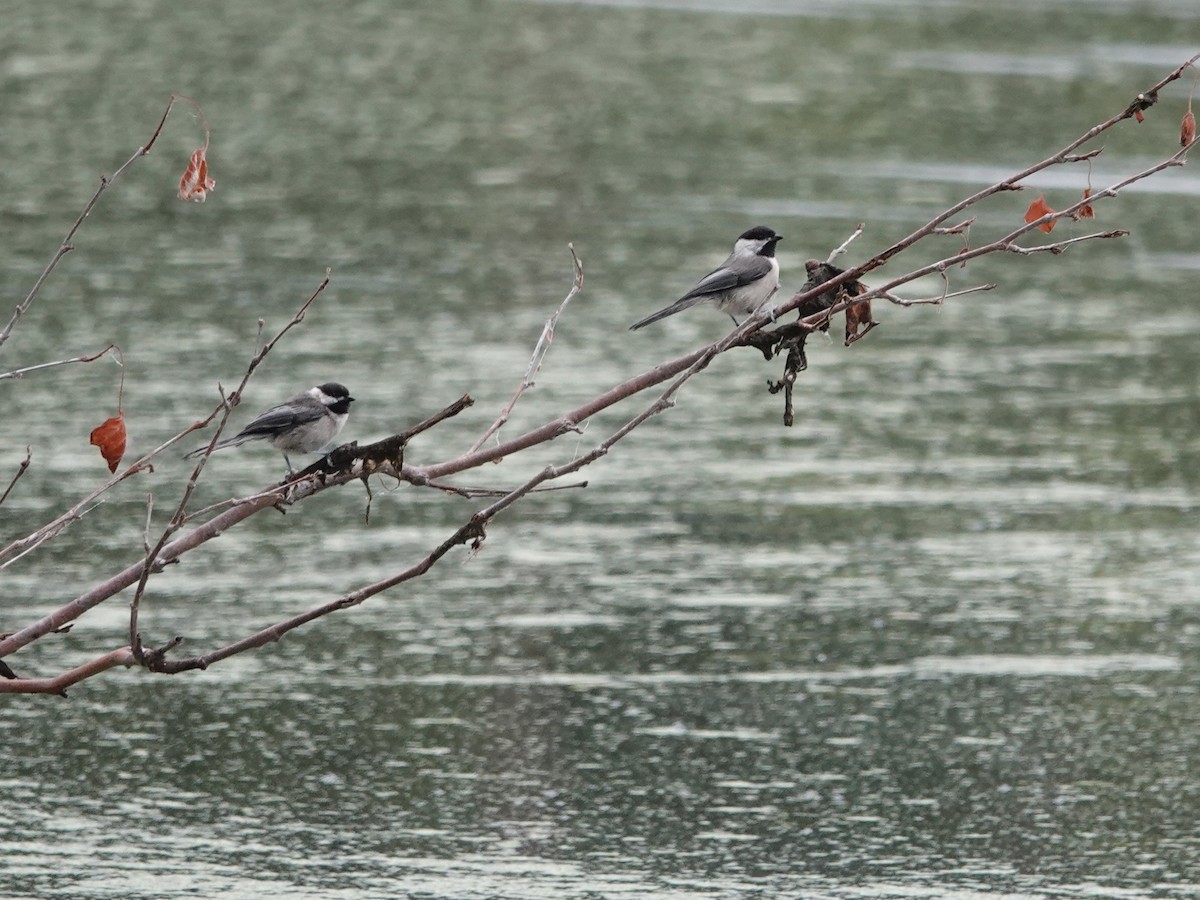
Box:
183;433;255;459
629;297;701;331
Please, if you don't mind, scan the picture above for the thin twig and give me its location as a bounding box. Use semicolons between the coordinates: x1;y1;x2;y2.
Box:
779;141;1192;335
141;494;155;557
0;95;193;352
825;224;864;264
0;448;32;508
931;217;975;236
1;444;169;569
0;344;119;383
402;395;475;444
467;245;583;454
881;283;997;307
769;53;1200;324
413;477;589;499
130;273;332;663
1005;230;1129;256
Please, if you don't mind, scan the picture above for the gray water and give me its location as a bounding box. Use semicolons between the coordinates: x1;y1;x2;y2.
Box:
3;1;1200;897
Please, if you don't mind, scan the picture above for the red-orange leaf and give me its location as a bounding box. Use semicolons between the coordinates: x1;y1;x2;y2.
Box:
1024;195;1056;233
178;147;216;202
1182;110;1196;147
1078;187;1095;219
89;413;127;473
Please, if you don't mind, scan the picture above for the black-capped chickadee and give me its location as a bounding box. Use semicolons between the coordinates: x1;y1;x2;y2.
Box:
186;382;354;471
629;226;783;330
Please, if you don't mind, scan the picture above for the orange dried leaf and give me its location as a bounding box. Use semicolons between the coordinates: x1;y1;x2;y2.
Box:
1078;187;1095;219
1024;195;1056;233
1182;110;1196;147
89;413;127;474
178;147;216;202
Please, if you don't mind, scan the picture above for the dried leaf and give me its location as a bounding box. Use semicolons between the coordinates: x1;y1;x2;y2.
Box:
1078;187;1095;219
89;413;127;474
844;295;877;347
178;147;216;202
1024;195;1056;233
1182;110;1196;147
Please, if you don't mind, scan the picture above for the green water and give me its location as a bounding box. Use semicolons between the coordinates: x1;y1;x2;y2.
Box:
3;1;1199;897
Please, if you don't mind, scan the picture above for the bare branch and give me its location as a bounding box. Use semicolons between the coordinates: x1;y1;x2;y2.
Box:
0;448;32;508
1004;230;1129;256
416;478;589;499
1062;148;1105;163
468;245;584;454
770;53;1200;322
2;463;151;570
782;140;1190;337
138;364;703;677
7;58;1200;692
825;224;864;264
184;273;331;476
400;394;475;444
0;343;119;383
881;282;997;307
931;217;975;237
0;95;198;352
0;647;134;696
141;494;155;556
130;273;333;663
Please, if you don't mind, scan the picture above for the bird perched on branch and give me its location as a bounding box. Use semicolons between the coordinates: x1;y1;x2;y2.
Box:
186;382;355;472
630;226;783;330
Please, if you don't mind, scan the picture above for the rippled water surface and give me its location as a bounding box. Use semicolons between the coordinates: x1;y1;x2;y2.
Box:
2;1;1199;897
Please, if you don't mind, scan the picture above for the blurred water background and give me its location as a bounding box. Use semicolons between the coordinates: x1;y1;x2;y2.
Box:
2;1;1200;897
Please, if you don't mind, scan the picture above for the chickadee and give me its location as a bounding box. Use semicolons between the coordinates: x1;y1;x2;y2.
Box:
629;226;783;330
186;382;354;471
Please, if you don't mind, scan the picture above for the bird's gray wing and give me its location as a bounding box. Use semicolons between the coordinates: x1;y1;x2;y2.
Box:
629;256;774;331
678;255;772;302
187;397;318;457
234;403;315;439
206;402;319;451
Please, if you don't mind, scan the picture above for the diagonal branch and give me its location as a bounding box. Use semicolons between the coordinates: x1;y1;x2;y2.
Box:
0;393;470;666
0;647;135;696
129;273;333;663
6;57;1200;694
881;282;996;307
778;140;1192;336
1005;230;1129;256
468;245;584;454
141;356;715;677
767;53;1200;323
0;343;120;383
0;95;192;352
0;447;33;508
